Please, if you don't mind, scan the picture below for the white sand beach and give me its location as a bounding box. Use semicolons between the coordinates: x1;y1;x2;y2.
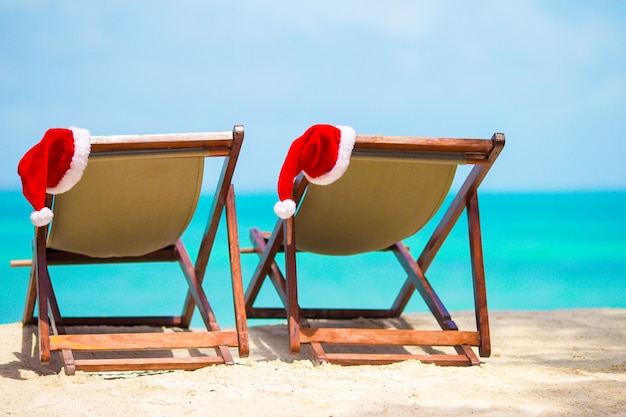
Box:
0;309;624;417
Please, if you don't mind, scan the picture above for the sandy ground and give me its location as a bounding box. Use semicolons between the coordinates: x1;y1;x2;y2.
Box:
0;309;624;417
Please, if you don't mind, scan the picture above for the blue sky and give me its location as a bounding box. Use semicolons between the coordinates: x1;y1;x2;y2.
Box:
1;1;625;193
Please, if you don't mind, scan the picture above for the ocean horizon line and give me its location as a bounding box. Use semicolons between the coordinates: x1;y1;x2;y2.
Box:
2;186;626;196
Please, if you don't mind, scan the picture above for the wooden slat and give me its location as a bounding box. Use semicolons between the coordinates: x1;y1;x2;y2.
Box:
302;308;395;319
50;331;239;351
58;316;186;327
322;353;473;367
352;134;504;165
299;328;480;347
9;259;31;267
73;356;227;373
45;247;179;265
90;132;234;154
91;131;232;144
246;307;396;320
355;135;495;154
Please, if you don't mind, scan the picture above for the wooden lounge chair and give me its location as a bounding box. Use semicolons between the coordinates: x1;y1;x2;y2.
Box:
19;126;248;375
244;132;504;366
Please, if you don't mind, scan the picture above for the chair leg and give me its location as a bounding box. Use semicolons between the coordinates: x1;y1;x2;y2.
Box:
34;229;51;364
299;318;327;365
32;227;80;373
45;282;78;374
225;184;249;357
36;285;50;364
39;256;79;374
177;241;222;329
22;241;37;325
467;192;491;357
284;217;301;354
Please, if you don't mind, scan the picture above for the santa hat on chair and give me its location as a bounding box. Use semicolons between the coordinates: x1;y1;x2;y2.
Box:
18;127;91;227
274;124;356;219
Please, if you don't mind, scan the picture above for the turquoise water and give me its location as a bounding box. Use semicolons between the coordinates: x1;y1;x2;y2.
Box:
1;190;625;328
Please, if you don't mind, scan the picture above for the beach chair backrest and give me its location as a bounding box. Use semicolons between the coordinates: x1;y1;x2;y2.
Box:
294;154;457;255
45;130;239;258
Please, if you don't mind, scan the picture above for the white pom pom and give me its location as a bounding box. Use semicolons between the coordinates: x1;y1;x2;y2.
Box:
30;207;53;227
274;199;296;219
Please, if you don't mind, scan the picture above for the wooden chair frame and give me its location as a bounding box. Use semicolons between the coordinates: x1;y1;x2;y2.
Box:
244;132;504;366
20;126;248;375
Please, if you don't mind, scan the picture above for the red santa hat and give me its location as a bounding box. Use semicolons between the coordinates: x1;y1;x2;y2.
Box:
18;126;91;227
274;124;356;219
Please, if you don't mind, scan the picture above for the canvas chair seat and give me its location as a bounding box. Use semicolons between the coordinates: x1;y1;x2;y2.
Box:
48;156;204;257
295;157;457;255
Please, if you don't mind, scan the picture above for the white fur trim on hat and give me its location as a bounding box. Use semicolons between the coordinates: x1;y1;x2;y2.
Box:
47;126;91;194
305;125;356;186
